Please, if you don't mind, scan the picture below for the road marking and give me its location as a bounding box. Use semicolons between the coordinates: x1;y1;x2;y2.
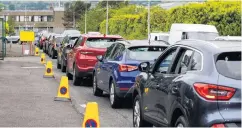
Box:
80;104;86;108
21;66;44;69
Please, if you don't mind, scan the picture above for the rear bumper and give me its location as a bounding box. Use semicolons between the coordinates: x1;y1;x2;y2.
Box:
115;80;134;98
76;66;94;77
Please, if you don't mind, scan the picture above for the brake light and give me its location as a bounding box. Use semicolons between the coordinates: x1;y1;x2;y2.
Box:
211;124;225;128
80;51;93;55
194;83;235;101
119;64;138;72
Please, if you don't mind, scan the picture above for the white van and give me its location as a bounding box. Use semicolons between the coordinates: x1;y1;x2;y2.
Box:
168;23;219;45
150;32;169;42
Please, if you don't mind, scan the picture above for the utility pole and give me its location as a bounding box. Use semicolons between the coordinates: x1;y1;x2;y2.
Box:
106;0;109;35
85;2;87;34
25;5;27;30
73;11;75;28
147;0;150;43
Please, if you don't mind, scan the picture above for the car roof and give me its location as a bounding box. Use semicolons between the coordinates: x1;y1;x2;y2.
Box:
66;34;81;37
175;39;241;54
115;40;169;48
82;34;122;38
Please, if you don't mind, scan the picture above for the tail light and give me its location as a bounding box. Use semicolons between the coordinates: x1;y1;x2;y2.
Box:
211;124;225;128
194;83;235;101
119;64;138;72
80;51;93;55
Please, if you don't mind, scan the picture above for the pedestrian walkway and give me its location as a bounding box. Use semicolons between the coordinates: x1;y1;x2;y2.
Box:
0;57;81;127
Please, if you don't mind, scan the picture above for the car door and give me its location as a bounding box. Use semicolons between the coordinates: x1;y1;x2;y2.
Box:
142;47;179;123
104;43;126;92
67;36;83;73
97;44;117;91
155;47;194;126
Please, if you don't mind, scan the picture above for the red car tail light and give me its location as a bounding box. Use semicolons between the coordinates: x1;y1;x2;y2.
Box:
119;64;138;72
211;123;225;128
194;83;236;101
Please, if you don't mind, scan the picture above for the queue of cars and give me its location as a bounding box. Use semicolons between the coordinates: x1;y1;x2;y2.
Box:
37;24;241;127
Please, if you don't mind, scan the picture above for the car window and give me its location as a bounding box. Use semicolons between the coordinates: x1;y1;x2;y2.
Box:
111;44;125;61
175;49;193;74
154;47;177;74
74;37;82;48
216;52;241;80
191;51;202;71
104;44;116;60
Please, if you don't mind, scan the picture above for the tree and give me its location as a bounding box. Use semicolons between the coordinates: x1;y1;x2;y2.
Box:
7;16;15;35
62;1;91;28
9;4;15;10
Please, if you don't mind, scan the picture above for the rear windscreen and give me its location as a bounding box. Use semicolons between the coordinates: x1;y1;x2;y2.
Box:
127;46;167;61
86;38;120;48
216;52;241;80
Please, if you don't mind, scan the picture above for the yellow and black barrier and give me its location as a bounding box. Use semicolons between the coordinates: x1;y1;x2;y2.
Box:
82;102;100;128
43;61;54;78
54;76;71;101
40;53;46;64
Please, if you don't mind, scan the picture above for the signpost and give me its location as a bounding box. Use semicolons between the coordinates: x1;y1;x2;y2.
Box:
20;30;35;55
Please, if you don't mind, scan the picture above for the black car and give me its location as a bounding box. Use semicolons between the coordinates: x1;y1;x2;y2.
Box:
56;34;80;72
48;35;64;59
132;39;241;127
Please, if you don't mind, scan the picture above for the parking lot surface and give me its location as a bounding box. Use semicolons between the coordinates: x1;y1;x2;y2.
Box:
0;53;133;127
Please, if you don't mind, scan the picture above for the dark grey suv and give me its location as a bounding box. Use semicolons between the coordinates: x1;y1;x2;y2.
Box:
132;39;241;127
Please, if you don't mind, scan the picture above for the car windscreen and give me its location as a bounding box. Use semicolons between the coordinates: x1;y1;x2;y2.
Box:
127;46;167;61
56;37;64;43
215;52;241;80
186;32;219;41
70;37;78;40
86;38;120;48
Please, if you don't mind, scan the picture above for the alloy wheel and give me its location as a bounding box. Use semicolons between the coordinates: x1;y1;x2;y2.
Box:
109;83;115;105
93;75;96;94
177;123;184;128
133;100;140;127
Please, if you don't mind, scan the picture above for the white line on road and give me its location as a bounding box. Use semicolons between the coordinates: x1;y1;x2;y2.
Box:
80;104;86;108
21;67;44;69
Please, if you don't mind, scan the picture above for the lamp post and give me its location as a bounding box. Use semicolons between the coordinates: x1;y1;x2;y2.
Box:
106;0;109;35
147;0;151;42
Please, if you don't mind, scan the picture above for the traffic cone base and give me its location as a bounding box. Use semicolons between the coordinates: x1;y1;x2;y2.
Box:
82;102;100;127
43;61;54;78
54;76;71;102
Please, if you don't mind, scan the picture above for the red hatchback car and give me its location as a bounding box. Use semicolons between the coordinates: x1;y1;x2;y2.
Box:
66;34;123;85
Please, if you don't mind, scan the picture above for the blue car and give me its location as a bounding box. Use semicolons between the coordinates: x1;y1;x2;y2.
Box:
92;40;169;108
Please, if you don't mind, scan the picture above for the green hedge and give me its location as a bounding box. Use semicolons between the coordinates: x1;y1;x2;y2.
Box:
80;2;241;39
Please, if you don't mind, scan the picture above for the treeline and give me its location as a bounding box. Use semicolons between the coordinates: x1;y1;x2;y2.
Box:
77;1;241;40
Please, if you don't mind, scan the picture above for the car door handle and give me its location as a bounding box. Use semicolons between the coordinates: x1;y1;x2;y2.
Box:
171;86;179;93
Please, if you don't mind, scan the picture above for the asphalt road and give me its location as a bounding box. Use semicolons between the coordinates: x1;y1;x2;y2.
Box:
0;56;82;127
47;54;133;127
0;50;133;127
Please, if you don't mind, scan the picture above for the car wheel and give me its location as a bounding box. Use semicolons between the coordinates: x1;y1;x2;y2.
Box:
57;57;61;69
175;116;188;128
93;73;103;96
133;95;153;127
109;81;121;108
61;59;66;72
51;50;55;59
73;64;81;86
66;63;72;80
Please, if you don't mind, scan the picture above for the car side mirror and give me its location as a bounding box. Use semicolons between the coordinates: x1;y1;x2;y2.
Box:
138;62;150;72
96;55;103;62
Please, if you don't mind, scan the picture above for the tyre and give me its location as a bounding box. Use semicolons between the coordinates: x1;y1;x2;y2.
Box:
175;116;189;127
65;64;72;80
109;80;121;108
51;50;55;59
57;58;61;69
61;59;66;72
93;73;103;96
73;64;81;86
133;95;153;127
